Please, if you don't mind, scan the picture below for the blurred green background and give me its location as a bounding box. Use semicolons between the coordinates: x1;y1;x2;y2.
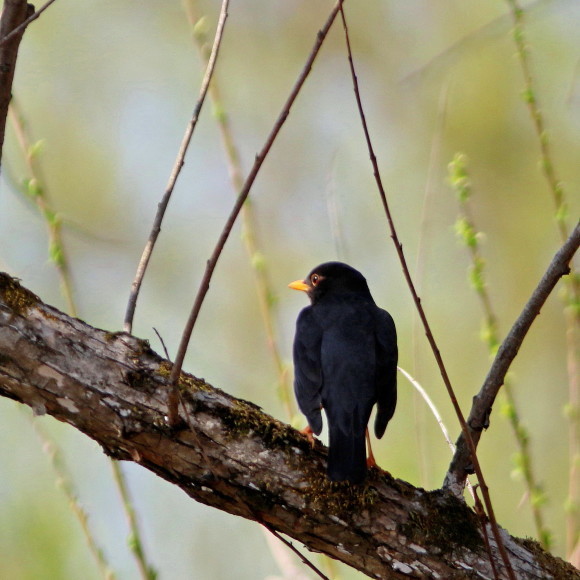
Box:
0;0;578;578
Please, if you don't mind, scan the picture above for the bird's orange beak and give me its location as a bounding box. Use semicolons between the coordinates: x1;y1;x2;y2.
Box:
288;279;310;293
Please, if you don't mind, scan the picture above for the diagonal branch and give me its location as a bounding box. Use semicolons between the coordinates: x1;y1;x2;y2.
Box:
0;272;575;579
166;0;344;420
444;221;580;494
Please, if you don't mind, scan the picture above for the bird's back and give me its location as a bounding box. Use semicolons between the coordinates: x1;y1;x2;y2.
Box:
314;296;380;482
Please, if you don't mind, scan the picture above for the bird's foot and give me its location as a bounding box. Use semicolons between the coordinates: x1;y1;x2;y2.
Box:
300;425;316;447
365;428;379;469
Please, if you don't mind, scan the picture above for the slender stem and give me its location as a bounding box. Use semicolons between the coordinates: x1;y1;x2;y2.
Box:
505;0;569;241
412;82;449;489
473;486;501;580
338;4;514;578
565;301;579;565
399;365;476;501
0;0;58;47
505;1;579;558
167;1;344;416
156;41;337;556
123;0;230;333
110;462;156;580
30;416;117;579
183;0;295;420
261;524;330;580
398;367;454;455
8;99;77;316
449;153;551;549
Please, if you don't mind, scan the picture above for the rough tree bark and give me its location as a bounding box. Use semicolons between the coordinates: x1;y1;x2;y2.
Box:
0;272;577;580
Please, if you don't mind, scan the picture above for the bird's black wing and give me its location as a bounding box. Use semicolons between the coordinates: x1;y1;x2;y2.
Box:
374;307;398;439
293;307;323;435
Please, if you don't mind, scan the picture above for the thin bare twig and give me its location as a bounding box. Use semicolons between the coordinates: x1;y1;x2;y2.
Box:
153;327;170;359
338;4;514;578
398;367;455;455
183;0;295;421
445;221;579;490
261;524;330;580
183;4;308;574
123;0;230;333
473;485;501;580
166;0;344;422
399;366;477;497
0;0;58;47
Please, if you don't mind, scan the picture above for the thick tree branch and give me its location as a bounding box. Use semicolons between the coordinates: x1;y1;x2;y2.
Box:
0;0;34;172
0;273;576;579
444;222;580;495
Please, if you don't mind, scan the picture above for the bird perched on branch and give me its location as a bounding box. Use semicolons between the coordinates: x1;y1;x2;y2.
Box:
289;262;398;483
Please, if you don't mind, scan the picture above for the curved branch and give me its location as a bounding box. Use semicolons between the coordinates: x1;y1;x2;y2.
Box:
444;221;580;495
0;272;576;579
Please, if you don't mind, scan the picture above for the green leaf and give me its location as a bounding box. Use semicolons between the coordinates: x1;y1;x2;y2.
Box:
192;16;209;42
24;178;43;198
448;153;471;202
28;139;46;159
251;251;266;272
48;242;65;267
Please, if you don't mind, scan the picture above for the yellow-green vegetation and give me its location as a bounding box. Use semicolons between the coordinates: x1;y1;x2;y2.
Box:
0;273;40;314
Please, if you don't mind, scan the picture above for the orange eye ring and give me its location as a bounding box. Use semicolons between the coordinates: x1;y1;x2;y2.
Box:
311;274;320;286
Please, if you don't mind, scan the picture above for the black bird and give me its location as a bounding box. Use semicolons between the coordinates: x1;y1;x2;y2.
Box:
289;262;398;483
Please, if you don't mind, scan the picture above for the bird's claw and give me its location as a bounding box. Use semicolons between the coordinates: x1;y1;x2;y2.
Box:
300;425;316;447
365;428;379;469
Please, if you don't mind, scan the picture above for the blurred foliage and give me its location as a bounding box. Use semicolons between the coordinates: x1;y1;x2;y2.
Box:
0;1;579;578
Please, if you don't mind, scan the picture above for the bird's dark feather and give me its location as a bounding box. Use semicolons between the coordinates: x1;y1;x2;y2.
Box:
374;308;397;439
291;262;398;483
293;307;323;435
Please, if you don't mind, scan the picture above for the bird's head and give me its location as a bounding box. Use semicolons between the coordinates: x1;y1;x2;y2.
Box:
288;261;371;304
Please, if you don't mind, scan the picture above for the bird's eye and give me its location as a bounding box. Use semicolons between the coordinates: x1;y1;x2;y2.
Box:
310;274;320;286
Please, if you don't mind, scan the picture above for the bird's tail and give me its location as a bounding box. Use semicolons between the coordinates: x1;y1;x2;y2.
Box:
327;426;367;484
